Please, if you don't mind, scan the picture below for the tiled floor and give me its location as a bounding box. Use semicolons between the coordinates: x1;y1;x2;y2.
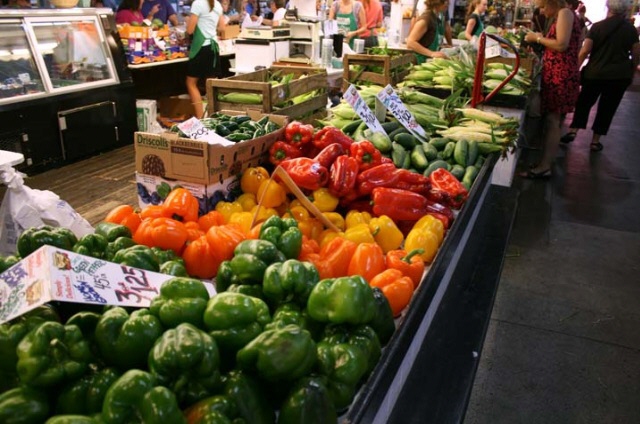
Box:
465;74;640;423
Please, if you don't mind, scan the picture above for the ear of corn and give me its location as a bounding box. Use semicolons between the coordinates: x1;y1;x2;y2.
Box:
219;92;263;104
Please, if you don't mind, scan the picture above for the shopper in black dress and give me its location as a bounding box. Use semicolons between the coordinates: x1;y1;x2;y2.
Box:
561;0;640;152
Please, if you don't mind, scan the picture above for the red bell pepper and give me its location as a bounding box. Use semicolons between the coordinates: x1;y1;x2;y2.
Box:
350;140;383;172
279;157;329;191
356;163;400;196
393;169;432;196
429;168;469;209
284;121;314;145
314;143;346;169
269;140;302;166
312;127;353;150
328;155;359;198
426;212;451;229
371;187;454;223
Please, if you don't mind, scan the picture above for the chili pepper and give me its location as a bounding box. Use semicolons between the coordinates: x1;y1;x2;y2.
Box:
0;387;50;423
55;368;120;415
104;236;136;261
369;287;396;346
311;188;339;212
356;163;400;196
149;323;221;407
223;370;276;424
285;121;314;145
163;187;199;222
215;201;244;224
206;224;246;264
182;235;221;279
259;215;303;260
101;370;184;424
343;223;375;245
279;157;329;191
386;249;426;289
414;214;445;245
269;140;302;166
16;321;91;387
312;126;353;150
72;233;109;259
94;222;132;242
350;140;383;172
313;143;346;169
278;376;337;424
347;242;386;283
263;259;320;307
240;166;270;195
256;179;287;208
307;275;376;325
159;259;189;277
369;269;415;316
328;155;359;198
104;204;142;236
429;167;469;209
17;225;78;258
184;394;240;424
149;277;210;328
95;307;164;370
404;226;440;263
318;236;358;279
369;215;404;253
345;210;372;229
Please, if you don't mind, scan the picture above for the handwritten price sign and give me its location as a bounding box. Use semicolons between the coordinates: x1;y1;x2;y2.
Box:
377;85;427;139
178;117;233;146
342;84;386;134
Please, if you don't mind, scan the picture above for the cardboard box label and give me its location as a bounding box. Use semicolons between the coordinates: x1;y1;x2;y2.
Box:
0;246;216;324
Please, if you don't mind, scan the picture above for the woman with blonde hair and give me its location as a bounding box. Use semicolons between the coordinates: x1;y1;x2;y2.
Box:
520;0;582;178
464;0;488;41
406;0;450;62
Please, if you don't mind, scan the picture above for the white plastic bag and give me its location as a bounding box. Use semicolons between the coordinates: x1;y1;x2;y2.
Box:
0;165;94;256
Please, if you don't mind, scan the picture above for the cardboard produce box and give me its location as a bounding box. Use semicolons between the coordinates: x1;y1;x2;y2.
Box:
136;99;157;132
219;24;240;40
134;111;286;185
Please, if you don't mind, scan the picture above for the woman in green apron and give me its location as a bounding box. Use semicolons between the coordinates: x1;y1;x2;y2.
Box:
406;0;450;64
186;0;225;118
329;0;368;50
464;0;487;41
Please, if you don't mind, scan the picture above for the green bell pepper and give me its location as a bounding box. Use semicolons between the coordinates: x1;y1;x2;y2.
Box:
321;324;381;375
72;233;109;259
55;367;120;415
94;222;132;242
368;287;396;346
159;259;188;277
223;370;275;424
278;376;337;424
104;237;136;261
307;276;376;325
203;292;271;360
217;239;287;286
151;246;180;266
111;245;160;272
183;395;239;424
214;260;238;292
95;307;163;370
226;283;265;300
45;416;98;424
262;259;319;307
0;386;50;424
149;277;210;328
65;311;102;360
16;321;91;388
17;225;78;258
0;254;20;273
148;323;221;407
258;216;303;260
236;324;316;382
264;303;323;341
101;369;185;424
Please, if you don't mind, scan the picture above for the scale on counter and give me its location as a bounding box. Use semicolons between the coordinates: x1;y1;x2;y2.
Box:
239;26;291;40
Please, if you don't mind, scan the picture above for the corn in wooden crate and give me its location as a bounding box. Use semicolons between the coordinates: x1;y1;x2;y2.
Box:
342;49;417;92
206;66;328;120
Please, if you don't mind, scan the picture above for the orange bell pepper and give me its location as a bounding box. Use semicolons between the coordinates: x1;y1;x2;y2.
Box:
298;235;320;262
133;217;188;254
240;166;269;195
318;236;358;279
205;224;246;263
303;253;333;280
162;188;199;222
298;218;324;242
139;205;171;220
182;235;221;279
247;222;263;239
184;221;204;242
104;204;142;235
369;268;414;316
347;242;386;283
385;249;426;289
198;210;225;232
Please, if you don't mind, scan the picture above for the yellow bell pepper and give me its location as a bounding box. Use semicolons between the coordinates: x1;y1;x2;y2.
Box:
240;166;269;195
228;211;254;235
283;205;311;223
413;215;445;245
369;215;404;253
318;229;343;248
289;199;305;210
345;210;372;229
343;223;375;245
236;193;257;212
311;188;339;212
404;227;439;263
256;179;287;209
250;205;279;224
215;201;243;224
322;212;346;232
298;218;324;241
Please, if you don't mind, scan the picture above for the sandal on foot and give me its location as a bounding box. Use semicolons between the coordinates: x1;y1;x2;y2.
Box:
560;132;577;143
590;142;603;152
519;168;552;179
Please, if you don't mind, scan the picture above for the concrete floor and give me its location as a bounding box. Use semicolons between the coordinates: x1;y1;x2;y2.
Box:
465;76;640;423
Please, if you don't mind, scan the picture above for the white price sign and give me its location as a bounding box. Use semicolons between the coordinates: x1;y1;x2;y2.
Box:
377;85;427;139
342;84;386;134
177;117;234;146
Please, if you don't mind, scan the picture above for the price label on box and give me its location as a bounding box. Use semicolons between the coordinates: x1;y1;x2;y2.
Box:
376;85;427;139
178;117;235;146
342;84;386;134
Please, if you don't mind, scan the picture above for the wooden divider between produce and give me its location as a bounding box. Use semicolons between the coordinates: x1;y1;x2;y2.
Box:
342;50;417;92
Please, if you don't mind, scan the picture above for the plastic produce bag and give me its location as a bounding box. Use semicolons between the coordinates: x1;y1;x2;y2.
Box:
0;165;94;256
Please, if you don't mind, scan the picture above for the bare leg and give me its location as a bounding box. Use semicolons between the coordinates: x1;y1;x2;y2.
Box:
186;76;203;118
533;112;562;173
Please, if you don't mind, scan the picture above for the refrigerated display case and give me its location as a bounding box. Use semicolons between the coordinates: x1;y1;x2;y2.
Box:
0;8;136;173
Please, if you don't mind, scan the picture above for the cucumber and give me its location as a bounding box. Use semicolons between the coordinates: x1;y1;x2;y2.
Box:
381;121;402;134
394;133;417;150
391;142;407;168
423;160;450;177
453;139;469;167
477;142;503;155
367;130;393;153
352;121;367;142
474;155;486;168
402;151;411;169
442;142;456;160
410;144;429;171
467;140;479;167
388;126;409;140
421;142;438;161
429;137;450;150
342;119;363;136
462;165;480;189
450;164;465;180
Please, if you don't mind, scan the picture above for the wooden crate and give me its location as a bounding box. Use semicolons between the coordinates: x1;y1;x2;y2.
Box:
342;48;417;91
485;55;538;78
206;66;328;119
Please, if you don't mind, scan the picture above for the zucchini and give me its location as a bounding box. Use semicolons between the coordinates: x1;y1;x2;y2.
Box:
342;119;363;135
394;133;417;150
429;137;450;150
423;160;451;177
453;139;469;167
450;164;465;180
410;144;429;171
422;142;438;161
442;142;456;160
381;121;402;134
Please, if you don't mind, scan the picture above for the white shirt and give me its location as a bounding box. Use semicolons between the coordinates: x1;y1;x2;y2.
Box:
273;7;287;22
190;0;223;45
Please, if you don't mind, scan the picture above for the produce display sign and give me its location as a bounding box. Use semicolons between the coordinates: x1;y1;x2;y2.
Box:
177;117;234;146
376;84;428;139
343;84;386;134
0;245;216;324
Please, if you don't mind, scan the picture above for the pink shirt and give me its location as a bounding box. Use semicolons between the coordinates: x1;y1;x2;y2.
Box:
362;0;383;38
116;9;144;25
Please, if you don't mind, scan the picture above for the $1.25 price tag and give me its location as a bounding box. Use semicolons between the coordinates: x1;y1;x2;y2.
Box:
377;85;427;139
342;84;386;134
177;117;234;146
